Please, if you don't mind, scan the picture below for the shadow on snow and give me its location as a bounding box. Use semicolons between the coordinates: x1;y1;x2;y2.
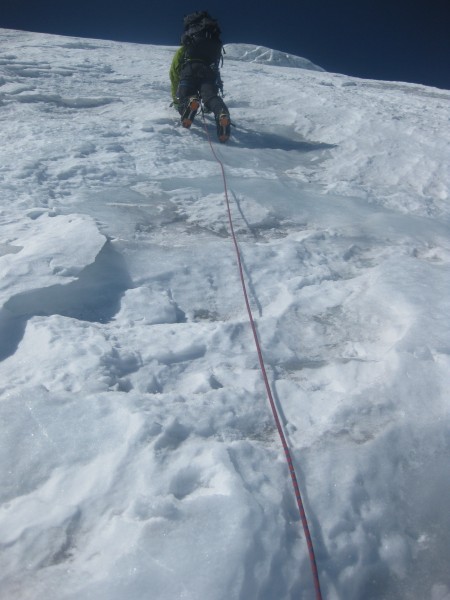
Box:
0;241;132;362
230;125;336;153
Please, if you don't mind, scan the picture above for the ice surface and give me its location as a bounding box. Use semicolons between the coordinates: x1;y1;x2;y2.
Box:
0;27;449;600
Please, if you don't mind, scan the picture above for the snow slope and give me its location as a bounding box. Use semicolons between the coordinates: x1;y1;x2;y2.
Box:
0;29;449;600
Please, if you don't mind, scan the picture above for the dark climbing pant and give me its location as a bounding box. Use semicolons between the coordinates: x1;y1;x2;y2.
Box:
177;61;229;118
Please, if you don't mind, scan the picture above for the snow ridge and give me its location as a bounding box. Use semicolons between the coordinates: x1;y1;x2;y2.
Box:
224;43;325;71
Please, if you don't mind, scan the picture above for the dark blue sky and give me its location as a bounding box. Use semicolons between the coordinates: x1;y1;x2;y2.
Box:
2;0;449;89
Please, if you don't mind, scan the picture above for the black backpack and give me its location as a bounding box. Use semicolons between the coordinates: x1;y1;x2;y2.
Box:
181;11;223;66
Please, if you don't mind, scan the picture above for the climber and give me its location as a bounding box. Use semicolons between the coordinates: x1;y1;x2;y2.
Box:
170;11;231;142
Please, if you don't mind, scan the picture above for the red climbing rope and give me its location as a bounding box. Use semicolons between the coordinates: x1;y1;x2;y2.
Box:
201;113;323;600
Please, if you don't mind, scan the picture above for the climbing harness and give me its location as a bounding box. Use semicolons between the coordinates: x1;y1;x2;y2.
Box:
201;112;324;600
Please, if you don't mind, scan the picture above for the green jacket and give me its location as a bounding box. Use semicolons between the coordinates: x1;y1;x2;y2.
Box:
169;47;185;104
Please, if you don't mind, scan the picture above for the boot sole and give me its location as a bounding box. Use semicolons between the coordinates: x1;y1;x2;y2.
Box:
218;114;231;143
181;99;200;129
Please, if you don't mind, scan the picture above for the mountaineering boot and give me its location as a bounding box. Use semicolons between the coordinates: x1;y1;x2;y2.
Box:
216;112;231;143
181;97;200;128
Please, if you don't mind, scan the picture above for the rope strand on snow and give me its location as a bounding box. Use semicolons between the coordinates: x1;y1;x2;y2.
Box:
201;112;323;600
